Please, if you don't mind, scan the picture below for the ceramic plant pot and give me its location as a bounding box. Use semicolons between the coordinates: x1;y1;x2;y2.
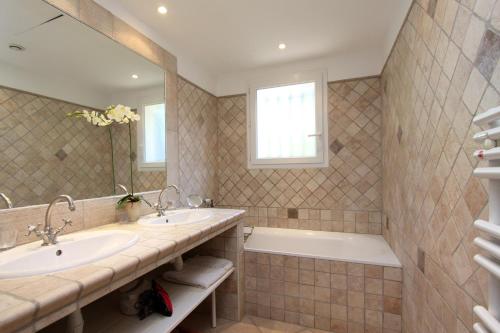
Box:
125;201;142;222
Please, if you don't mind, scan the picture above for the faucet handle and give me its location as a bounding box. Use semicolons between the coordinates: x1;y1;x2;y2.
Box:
26;223;41;237
62;218;72;226
54;219;72;237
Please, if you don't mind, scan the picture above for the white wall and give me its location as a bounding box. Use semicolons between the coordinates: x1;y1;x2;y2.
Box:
215;47;385;96
0;60;110;108
0;60;166;110
110;85;164;110
95;0;411;98
94;0;218;96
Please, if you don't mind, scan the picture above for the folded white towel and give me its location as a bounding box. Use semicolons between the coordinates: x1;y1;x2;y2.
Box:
162;256;233;289
188;256;233;271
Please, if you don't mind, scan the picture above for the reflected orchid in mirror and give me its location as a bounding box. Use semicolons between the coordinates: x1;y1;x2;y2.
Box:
67;109;112;127
66;104;140;126
105;104;140;124
66;105;141;204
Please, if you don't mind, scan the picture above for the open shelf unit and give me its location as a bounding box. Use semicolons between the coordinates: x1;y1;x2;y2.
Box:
83;268;234;333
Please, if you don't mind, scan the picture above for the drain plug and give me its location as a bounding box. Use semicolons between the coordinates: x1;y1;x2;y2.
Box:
56;249;63;256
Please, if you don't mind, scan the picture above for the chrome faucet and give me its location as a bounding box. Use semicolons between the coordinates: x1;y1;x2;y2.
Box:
153;185;181;216
141;185;181;216
26;195;76;246
0;193;12;209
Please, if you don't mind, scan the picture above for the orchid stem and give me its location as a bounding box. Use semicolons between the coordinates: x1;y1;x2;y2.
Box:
128;122;134;195
109;126;116;195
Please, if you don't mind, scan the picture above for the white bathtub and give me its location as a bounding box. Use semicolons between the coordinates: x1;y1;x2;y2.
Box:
244;227;401;267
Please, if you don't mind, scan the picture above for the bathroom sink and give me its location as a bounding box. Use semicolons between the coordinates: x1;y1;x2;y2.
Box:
138;209;213;226
0;230;139;279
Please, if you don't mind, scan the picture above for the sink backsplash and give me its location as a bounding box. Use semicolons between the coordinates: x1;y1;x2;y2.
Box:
0;190;160;246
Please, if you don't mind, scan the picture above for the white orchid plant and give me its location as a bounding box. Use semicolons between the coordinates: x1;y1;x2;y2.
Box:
69;104;140;126
67;105;142;208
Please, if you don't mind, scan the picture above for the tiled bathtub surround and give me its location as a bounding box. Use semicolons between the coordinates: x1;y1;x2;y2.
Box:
244;252;402;332
381;0;500;332
217;78;383;234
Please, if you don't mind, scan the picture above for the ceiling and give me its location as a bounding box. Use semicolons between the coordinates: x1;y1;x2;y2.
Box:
96;0;412;93
0;0;164;107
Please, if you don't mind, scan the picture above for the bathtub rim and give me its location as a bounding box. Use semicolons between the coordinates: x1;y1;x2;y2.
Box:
244;227;402;268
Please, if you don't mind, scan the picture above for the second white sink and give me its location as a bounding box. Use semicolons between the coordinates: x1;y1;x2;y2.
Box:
0;230;139;279
138;209;213;226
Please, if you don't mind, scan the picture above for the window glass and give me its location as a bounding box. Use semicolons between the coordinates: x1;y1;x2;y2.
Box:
247;70;327;169
256;82;317;159
139;103;165;170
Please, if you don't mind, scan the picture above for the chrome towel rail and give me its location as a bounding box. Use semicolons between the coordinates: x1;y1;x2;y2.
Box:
472;106;500;333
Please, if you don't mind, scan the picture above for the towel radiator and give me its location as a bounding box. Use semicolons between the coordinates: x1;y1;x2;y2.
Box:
472;106;500;333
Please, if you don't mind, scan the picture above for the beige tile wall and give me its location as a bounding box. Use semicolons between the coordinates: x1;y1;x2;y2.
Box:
0;86;114;207
245;252;402;332
13;1;500;331
217;78;384;234
381;0;500;331
178;77;219;202
0;85;165;207
111;121;166;194
0;190;161;247
195;223;245;321
240;207;383;235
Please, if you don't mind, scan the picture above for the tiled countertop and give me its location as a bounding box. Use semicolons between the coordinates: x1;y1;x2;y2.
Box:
0;208;245;333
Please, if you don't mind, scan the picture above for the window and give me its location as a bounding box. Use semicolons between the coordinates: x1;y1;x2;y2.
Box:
248;70;328;169
137;102;166;171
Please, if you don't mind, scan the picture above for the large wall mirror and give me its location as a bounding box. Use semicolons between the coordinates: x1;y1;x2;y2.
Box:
0;0;167;208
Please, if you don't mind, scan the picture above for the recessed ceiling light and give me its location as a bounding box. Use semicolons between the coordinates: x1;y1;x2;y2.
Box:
278;43;286;50
131;74;139;79
157;6;168;14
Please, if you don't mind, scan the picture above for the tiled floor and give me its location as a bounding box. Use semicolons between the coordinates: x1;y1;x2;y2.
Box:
179;313;330;333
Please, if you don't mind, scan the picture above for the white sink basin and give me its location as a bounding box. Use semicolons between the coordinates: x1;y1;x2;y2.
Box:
138;209;213;226
0;230;139;279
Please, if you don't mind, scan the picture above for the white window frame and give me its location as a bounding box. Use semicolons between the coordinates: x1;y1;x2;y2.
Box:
247;70;329;169
137;100;166;172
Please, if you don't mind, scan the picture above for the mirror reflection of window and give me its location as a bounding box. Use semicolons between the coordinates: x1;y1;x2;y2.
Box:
138;102;166;171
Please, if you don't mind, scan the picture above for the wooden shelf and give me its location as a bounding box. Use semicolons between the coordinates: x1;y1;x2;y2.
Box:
83;268;234;333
